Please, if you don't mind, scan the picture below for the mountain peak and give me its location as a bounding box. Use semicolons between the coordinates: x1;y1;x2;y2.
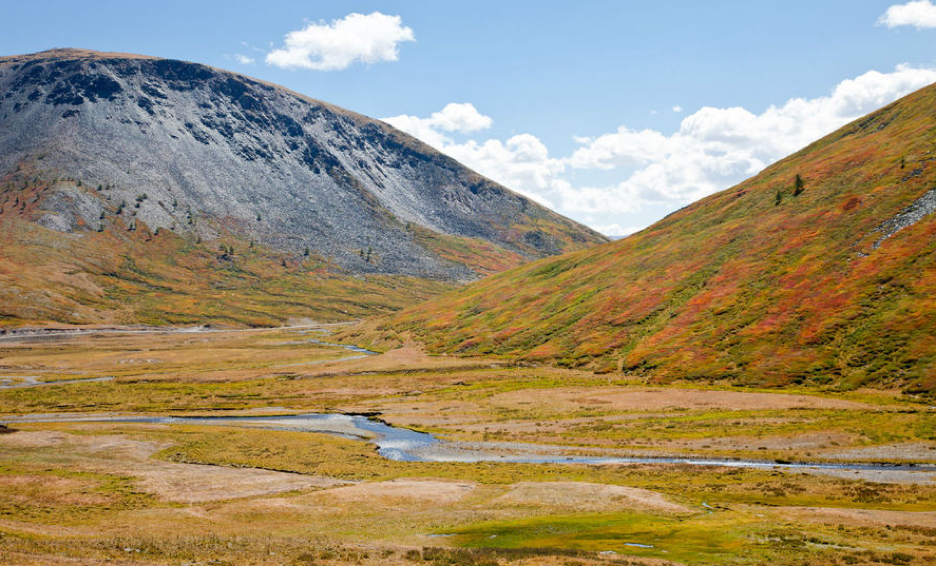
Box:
0;49;605;326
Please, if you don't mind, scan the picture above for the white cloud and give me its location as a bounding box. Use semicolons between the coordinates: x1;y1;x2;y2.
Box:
234;54;255;65
383;65;936;231
878;1;936;29
564;64;936;213
384;102;492;147
442;135;565;208
568;126;673;170
266;12;415;71
384;106;562;207
592;223;646;238
672;106;683;113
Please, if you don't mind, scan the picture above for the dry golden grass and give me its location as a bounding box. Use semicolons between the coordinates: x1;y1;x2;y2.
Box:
1;328;936;565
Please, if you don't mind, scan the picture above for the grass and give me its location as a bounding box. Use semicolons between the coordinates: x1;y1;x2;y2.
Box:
447;512;748;563
445;511;936;566
0;329;360;381
39;423;930;511
0;464;160;524
2;329;936;565
2;337;934;466
4;420;936;565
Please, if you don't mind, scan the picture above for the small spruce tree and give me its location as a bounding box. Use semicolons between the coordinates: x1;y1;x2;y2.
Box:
793;174;805;197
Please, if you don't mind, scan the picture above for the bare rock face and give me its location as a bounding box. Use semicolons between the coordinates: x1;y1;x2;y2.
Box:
0;49;604;280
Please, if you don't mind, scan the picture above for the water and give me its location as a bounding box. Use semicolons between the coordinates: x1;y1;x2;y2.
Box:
4;412;935;473
304;339;379;356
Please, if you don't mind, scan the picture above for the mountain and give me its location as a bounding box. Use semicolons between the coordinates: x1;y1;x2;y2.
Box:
353;81;936;394
0;49;604;326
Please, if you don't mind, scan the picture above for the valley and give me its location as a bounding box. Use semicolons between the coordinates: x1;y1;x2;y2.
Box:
1;42;935;566
1;326;935;565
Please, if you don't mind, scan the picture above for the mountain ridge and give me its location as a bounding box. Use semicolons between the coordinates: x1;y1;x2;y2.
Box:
0;48;604;326
0;48;604;278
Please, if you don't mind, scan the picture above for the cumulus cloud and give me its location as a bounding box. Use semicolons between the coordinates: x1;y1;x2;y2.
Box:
384;103;493;147
383;65;936;228
267;12;415;71
442;135;565;208
233;54;255;65
672;106;683;113
878;1;936;29
564;65;936;213
384;105;562;207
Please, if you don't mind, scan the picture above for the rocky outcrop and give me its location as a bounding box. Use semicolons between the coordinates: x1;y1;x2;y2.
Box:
873;186;936;248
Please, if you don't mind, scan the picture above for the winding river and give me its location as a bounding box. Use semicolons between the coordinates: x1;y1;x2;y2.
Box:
5;412;934;473
1;326;932;476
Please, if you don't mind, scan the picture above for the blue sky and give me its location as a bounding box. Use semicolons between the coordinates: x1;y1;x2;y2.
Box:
4;1;936;235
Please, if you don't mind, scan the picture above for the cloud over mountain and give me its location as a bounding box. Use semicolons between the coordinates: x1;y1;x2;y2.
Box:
386;65;936;232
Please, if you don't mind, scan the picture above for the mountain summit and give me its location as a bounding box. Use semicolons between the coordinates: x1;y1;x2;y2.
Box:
0;49;604;326
360;81;936;393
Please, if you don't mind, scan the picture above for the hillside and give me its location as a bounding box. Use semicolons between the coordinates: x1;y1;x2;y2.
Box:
353;81;936;393
0;49;604;326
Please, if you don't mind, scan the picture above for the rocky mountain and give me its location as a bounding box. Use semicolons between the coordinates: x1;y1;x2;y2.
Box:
0;49;604;326
352;81;936;394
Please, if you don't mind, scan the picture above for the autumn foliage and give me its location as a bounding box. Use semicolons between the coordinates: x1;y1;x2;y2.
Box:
371;82;936;393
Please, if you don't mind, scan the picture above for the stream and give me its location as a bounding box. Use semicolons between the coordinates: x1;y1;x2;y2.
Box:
1;326;932;475
5;412;934;473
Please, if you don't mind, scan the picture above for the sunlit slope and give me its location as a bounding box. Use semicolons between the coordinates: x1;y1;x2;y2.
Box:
368;82;936;393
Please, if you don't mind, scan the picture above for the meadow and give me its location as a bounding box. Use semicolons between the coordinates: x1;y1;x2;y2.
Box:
1;327;934;565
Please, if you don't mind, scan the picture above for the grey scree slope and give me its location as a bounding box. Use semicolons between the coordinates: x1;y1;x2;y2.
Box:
0;49;605;280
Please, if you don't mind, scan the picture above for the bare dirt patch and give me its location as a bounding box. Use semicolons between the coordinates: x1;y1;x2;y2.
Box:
794;467;936;485
488;387;875;412
311;478;475;506
824;442;936;462
666;431;857;452
303;344;489;377
492;481;692;514
776;506;936;528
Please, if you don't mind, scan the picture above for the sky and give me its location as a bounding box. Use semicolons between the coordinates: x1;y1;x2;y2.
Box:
3;1;936;236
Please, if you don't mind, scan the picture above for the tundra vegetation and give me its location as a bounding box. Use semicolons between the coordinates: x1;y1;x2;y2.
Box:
2;49;936;566
0;327;934;566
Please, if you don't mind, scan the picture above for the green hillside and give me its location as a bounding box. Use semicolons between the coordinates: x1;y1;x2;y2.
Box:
352;82;936;394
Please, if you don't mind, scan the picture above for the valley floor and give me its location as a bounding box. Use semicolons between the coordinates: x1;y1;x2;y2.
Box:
1;326;934;566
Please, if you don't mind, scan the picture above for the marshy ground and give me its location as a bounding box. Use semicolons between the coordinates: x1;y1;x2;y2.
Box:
1;326;934;565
